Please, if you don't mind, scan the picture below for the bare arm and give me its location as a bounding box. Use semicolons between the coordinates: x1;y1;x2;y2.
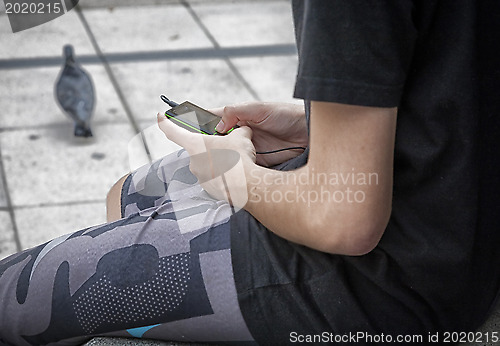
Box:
243;101;397;255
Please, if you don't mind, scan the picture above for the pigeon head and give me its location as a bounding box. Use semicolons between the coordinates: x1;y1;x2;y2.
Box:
63;44;75;63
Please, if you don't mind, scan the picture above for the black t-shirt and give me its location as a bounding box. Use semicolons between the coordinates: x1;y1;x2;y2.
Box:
230;1;500;344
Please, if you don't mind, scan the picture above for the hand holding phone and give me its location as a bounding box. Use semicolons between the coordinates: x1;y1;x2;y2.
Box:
159;96;306;166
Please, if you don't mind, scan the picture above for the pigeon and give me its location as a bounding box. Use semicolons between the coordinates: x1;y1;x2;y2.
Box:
55;44;95;137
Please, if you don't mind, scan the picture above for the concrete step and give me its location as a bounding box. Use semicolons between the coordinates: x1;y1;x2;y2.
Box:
84;337;211;346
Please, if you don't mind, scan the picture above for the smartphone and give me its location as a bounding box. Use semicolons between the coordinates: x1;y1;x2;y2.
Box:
164;101;234;135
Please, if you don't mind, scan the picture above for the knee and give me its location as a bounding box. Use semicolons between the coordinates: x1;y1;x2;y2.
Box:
106;173;129;222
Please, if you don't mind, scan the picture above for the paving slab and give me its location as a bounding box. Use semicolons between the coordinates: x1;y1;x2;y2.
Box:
0;10;94;59
0;123;137;207
0;211;17;261
81;4;213;55
230;55;300;103
190;1;295;47
0;64;129;129
14;202;107;250
109;59;255;123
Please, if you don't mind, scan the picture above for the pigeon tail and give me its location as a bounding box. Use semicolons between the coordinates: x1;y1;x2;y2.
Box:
74;123;93;137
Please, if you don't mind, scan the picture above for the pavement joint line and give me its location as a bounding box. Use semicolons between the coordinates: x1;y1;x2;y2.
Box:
180;0;262;101
12;199;105;210
0;119;141;133
74;5;153;164
0;147;23;252
0;44;297;70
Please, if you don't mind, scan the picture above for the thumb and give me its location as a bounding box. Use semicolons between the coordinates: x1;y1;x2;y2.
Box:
157;112;197;152
229;125;253;140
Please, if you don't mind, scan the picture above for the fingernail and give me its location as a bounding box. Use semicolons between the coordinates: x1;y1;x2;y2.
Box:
215;120;225;132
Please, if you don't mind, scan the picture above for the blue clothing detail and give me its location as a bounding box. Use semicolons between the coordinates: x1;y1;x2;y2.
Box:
126;325;160;338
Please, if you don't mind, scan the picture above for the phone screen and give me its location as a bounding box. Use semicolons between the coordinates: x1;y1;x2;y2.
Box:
165;101;221;135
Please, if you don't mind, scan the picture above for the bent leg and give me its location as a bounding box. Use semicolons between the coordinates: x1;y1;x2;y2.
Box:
0;218;252;345
0;150;254;346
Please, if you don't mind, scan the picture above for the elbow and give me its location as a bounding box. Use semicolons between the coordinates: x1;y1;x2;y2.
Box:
307;203;391;256
341;222;386;256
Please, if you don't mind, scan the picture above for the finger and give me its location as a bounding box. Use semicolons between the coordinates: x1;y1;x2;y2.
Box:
208;107;224;117
213;106;240;133
212;103;265;134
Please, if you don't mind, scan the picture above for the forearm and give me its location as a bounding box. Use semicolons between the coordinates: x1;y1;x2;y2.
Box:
243;162;391;255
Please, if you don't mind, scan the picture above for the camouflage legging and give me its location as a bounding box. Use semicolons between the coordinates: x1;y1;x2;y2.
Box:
0;150;254;346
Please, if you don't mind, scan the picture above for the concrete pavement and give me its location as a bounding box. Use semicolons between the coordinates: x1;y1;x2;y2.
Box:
0;0;299;259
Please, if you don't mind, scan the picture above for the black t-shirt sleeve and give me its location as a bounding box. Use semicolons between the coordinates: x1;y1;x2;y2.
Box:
293;0;417;107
